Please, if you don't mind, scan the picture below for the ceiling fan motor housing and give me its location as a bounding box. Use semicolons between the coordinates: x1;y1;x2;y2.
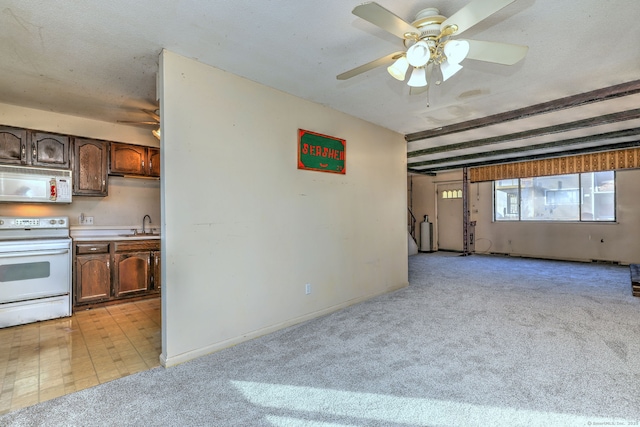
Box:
404;8;450;67
411;8;447;39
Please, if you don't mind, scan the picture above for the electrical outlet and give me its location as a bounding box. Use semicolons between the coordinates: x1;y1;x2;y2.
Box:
79;216;94;225
305;283;311;295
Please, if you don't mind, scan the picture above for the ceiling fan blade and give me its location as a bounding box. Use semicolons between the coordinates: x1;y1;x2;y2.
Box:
465;40;528;65
441;0;516;36
337;51;404;80
142;109;160;122
352;2;420;40
117;120;159;125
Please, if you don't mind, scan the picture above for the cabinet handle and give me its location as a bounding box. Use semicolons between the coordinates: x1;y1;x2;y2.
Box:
32;142;37;159
107;261;110;268
21;144;25;160
141;160;145;169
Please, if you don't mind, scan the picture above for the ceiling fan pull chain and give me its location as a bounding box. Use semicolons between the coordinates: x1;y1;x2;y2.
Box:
426;63;433;107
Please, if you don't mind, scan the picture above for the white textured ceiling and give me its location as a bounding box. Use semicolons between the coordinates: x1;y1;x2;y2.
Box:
1;0;640;169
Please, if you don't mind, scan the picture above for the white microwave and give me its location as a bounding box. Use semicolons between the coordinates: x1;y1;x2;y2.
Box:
0;165;72;203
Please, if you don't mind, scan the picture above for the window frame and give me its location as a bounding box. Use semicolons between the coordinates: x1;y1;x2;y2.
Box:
493;171;616;223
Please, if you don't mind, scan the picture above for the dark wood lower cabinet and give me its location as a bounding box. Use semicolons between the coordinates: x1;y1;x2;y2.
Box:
114;251;151;297
74;239;160;308
76;253;111;304
152;251;161;292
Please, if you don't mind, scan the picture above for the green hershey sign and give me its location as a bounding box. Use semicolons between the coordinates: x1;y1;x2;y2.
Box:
297;129;346;174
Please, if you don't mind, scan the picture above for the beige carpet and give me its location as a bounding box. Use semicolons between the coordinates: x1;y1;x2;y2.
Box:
2;252;639;426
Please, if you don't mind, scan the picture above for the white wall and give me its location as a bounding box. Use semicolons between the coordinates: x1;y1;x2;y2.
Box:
0;102;158;145
411;168;640;264
0;102;160;226
159;50;408;367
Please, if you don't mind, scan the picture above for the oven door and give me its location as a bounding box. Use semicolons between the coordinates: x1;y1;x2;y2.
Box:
0;239;71;304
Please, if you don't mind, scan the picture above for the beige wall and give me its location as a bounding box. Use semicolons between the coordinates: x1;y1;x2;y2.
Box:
411;168;640;264
159;50;408;366
0;102;160;226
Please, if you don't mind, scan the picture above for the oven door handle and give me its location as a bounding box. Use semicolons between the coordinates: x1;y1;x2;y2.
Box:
0;249;70;258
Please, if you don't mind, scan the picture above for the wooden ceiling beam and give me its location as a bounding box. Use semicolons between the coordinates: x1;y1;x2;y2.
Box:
411;139;640;174
405;79;640;143
407;108;640;158
408;128;640;168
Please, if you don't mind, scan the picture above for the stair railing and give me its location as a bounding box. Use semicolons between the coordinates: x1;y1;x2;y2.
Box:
408;207;417;242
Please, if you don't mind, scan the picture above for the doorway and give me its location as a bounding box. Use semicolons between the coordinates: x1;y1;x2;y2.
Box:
436;182;464;251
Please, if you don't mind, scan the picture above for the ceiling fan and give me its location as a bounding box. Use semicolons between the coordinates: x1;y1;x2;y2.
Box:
118;109;161;139
337;0;528;91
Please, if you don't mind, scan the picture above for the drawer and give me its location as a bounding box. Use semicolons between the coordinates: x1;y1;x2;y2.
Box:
115;240;160;252
76;243;110;254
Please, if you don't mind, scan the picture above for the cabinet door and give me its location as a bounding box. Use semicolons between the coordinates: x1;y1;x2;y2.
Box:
148;148;160;177
114;251;151;297
110;142;146;175
73;138;108;196
30;132;70;168
151;251;161;292
0;126;28;165
76;254;111;304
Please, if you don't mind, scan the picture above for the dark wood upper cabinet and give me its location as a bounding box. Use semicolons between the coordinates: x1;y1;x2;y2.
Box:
30;132;70;169
110;142;146;175
0;126;27;164
0;127;70;169
110;142;160;177
73;138;108;196
148;148;160;177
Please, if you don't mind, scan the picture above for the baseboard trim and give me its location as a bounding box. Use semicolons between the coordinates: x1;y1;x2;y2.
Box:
160;282;408;368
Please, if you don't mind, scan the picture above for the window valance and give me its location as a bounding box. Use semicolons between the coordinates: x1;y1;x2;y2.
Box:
469;147;640;183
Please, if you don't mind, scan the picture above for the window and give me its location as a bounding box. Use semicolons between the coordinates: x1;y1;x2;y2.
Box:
442;189;462;199
494;179;518;220
494;171;615;222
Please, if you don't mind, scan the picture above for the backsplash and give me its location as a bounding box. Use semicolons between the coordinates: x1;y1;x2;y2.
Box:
0;176;160;226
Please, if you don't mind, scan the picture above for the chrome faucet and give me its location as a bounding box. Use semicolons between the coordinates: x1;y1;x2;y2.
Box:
142;215;152;234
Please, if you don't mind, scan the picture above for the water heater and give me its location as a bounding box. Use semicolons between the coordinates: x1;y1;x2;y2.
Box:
420;215;432;252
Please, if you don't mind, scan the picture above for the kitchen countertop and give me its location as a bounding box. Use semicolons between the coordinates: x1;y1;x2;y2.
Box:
71;226;161;242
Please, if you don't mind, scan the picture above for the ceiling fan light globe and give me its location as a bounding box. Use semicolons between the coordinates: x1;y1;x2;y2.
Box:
406;41;431;67
387;57;410;81
443;40;470;65
440;61;463;82
407;67;428;87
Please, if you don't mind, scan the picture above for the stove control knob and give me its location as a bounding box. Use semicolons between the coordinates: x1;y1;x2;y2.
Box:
0;220;3;225
58;219;65;224
50;219;56;225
